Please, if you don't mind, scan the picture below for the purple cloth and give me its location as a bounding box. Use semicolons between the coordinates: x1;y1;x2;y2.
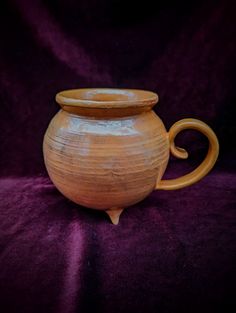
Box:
0;1;236;312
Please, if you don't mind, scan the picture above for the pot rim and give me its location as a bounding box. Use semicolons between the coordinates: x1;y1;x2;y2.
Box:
56;88;158;109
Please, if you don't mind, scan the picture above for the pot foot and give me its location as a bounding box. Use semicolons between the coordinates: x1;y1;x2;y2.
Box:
105;207;124;225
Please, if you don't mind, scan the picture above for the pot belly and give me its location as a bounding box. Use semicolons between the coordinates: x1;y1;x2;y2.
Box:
43;110;169;209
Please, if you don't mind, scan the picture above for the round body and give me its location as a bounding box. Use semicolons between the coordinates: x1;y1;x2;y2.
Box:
43;109;169;210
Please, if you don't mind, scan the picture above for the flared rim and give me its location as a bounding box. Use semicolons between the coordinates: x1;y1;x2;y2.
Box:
56;88;158;109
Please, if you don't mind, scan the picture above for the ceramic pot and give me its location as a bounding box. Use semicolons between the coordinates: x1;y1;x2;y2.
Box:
43;88;219;224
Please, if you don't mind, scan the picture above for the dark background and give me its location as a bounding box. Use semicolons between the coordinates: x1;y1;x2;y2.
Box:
0;0;236;175
0;1;235;312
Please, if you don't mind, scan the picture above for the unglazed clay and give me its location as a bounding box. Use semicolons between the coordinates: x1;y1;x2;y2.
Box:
43;88;219;224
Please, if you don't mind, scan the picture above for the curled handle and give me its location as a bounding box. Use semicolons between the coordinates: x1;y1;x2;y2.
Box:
156;118;219;190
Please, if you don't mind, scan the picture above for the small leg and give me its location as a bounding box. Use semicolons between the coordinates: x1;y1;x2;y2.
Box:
105;207;124;225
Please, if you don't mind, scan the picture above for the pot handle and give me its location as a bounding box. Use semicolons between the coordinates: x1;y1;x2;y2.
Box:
156;118;219;190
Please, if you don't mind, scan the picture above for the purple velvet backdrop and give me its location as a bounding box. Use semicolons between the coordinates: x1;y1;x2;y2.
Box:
0;1;236;312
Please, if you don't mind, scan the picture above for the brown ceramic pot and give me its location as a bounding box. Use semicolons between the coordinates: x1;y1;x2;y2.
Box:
43;88;219;224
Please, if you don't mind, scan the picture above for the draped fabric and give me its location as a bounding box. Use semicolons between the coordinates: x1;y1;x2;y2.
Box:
0;1;235;312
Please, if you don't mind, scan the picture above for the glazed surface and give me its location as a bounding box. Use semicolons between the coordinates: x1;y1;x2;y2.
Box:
43;110;169;209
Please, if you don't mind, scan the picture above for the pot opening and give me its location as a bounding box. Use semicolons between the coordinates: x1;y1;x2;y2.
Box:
56;88;158;109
